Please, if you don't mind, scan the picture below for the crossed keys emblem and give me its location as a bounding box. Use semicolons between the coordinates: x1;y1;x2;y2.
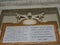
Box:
16;12;47;23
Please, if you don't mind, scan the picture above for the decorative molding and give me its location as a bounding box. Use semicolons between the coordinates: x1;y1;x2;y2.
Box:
0;0;58;10
0;0;58;6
